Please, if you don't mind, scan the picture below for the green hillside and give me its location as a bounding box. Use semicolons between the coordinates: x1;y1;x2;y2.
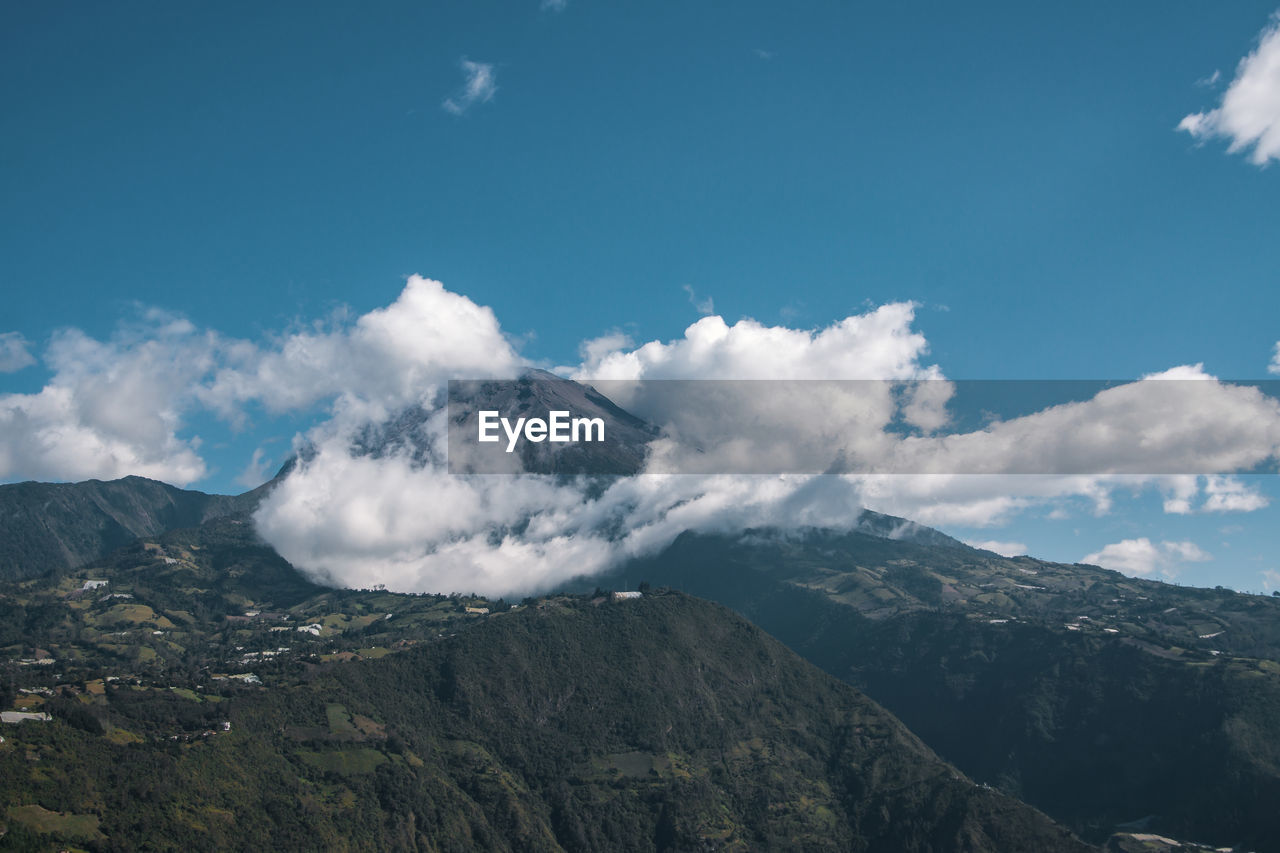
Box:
606;530;1280;850
0;592;1087;852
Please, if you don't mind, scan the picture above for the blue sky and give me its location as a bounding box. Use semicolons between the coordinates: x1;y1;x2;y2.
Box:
4;2;1280;594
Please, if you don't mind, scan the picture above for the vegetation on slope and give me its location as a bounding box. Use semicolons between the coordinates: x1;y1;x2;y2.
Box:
608;529;1280;850
0;593;1088;852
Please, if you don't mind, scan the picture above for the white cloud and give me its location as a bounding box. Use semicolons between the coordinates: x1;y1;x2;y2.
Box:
890;368;1280;478
1270;341;1280;375
254;300;950;596
200;275;521;426
1202;475;1269;512
0;276;519;488
0;312;216;485
0;333;35;373
442;59;498;115
1261;568;1280;590
1197;69;1223;88
568;304;948;478
966;539;1028;557
572;302;934;381
1179;14;1280;165
540;0;567;12
1082;537;1211;579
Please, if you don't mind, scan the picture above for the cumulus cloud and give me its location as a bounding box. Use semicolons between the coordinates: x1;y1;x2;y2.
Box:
1270;341;1280;374
1082;538;1211;579
0;312;216;485
200;275;521;427
0;333;35;373
1179;14;1280;165
0;276;519;487
572;303;934;380
568;304;949;474
443;59;498;115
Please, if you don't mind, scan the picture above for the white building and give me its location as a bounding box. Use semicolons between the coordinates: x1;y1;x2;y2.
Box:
1;711;52;724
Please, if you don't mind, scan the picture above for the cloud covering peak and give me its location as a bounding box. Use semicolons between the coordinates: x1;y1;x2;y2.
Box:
4;276;1279;596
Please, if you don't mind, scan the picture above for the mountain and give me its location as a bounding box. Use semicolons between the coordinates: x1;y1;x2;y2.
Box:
0;587;1089;851
0;475;269;581
603;529;1280;850
3;374;1278;849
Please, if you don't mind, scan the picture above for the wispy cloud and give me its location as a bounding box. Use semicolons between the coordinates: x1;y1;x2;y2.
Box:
236;447;274;489
0;332;35;373
443;59;498;115
1196;69;1223;88
1163;474;1269;514
540;0;567;12
1179;13;1280;165
682;284;714;315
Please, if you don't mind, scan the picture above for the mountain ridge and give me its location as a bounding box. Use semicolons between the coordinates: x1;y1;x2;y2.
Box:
0;475;274;581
